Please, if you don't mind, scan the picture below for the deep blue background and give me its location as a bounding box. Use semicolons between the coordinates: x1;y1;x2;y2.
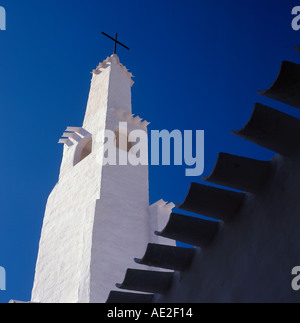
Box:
1;0;300;303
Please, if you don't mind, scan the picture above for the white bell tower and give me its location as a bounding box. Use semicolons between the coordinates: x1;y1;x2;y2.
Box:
30;54;174;303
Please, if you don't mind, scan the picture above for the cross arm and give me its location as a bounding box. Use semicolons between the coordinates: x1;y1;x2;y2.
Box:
101;32;130;50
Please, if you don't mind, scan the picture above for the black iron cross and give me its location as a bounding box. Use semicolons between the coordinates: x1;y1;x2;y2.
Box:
101;32;130;54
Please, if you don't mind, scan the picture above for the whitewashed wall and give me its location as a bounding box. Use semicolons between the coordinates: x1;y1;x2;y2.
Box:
31;55;174;303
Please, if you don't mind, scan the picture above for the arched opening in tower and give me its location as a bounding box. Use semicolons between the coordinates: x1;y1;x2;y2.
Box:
73;136;93;166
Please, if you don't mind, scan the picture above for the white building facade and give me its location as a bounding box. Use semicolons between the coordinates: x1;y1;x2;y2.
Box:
31;54;174;303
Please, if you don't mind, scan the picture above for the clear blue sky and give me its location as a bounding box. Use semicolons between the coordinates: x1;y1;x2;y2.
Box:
1;0;300;303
